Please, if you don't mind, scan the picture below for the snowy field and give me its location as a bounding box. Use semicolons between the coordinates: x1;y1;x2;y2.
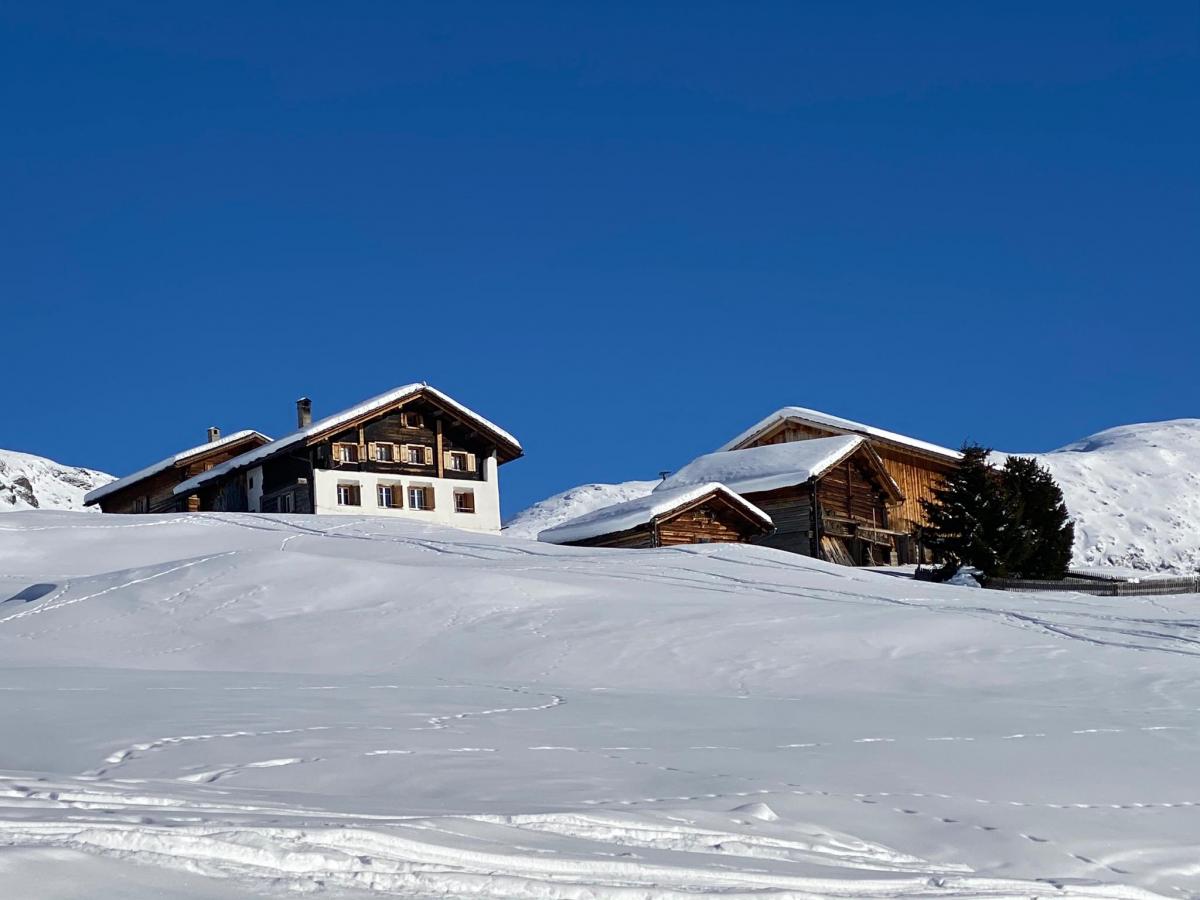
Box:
0;510;1198;899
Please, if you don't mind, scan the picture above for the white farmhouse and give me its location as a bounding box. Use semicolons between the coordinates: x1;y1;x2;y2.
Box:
174;384;522;533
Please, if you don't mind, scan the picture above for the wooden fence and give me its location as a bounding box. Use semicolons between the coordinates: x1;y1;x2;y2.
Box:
985;576;1200;596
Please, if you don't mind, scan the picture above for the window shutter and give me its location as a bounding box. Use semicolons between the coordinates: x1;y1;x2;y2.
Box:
424;446;434;466
425;486;435;510
443;450;454;471
367;442;377;460
465;453;477;473
400;444;409;462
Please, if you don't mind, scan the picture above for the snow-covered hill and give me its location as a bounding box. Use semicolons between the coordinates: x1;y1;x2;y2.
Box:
0;510;1198;898
0;448;112;511
504;479;658;538
1006;419;1200;574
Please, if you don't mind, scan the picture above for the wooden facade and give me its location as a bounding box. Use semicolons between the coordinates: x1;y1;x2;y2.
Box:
729;413;959;562
86;431;271;515
558;489;774;549
743;443;905;566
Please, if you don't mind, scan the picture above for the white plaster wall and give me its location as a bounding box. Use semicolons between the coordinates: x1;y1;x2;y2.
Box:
312;460;501;532
247;466;264;513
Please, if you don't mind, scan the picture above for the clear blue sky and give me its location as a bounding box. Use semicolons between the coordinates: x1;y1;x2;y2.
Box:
2;3;1197;517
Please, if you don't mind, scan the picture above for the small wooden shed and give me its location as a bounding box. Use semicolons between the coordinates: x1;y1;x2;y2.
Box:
537;483;774;549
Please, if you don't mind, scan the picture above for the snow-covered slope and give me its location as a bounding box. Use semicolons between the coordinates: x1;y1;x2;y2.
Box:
504;479;658;538
0;448;112;511
0;509;1198;899
1005;419;1200;574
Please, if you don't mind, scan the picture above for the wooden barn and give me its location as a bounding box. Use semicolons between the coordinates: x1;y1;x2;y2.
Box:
659;436;907;566
537;483;774;549
717;407;961;562
83;429;272;514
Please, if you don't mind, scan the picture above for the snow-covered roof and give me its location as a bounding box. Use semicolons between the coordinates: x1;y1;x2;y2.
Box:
174;384;522;497
537;483;772;545
718;406;961;461
659;435;900;498
84;431;271;505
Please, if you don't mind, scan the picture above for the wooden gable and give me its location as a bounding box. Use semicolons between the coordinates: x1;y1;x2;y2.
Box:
736;415;951;532
304;389;521;465
654;491;774;547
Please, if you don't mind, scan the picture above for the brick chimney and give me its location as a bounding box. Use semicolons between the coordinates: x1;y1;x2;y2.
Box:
207;426;221;443
296;397;312;429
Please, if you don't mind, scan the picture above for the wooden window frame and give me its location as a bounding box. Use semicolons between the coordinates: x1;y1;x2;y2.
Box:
447;451;474;472
453;489;475;514
336;482;361;506
377;483;402;509
371;442;397;463
407;485;434;511
333;442;359;464
404;444;434;466
402;411;424;429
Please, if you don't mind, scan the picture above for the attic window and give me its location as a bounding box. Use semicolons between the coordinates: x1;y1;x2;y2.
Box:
402;412;424;429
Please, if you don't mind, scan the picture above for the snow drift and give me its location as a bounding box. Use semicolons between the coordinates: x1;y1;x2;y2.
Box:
504;479;658;538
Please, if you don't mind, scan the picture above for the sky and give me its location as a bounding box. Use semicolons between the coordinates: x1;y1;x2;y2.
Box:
2;2;1197;518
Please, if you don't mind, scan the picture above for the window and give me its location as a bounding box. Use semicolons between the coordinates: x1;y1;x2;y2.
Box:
377;484;402;508
453;490;475;514
335;443;359;463
133;496;147;513
407;445;427;465
408;485;434;510
402;411;423;428
337;483;361;506
278;493;293;513
373;443;395;462
448;451;468;471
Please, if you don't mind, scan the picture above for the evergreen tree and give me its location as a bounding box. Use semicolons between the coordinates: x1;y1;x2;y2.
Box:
999;456;1075;579
919;444;1010;578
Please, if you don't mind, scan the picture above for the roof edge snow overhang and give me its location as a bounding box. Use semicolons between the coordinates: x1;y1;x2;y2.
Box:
174;385;521;497
718;407;962;464
84;430;273;505
538;482;773;545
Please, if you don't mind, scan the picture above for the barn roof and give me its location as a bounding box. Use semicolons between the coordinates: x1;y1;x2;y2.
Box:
717;406;961;461
173;384;521;497
660;435;904;500
84;430;272;505
537;482;772;545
